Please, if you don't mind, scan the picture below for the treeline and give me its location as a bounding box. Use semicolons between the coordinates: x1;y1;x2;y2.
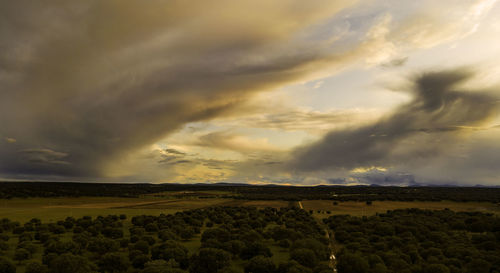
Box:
232;186;500;203
324;209;500;273
0;207;331;273
1;182;500;203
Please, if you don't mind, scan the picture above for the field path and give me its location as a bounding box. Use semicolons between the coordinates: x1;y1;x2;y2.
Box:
324;227;337;272
298;200;336;272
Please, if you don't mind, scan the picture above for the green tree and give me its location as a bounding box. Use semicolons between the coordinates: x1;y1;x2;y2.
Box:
25;261;48;273
422;264;450;273
87;237;119;255
14;248;31;264
290;248;318;268
0;258;16;273
131;254;150;269
276;261;312;273
240;242;272;260
151;241;189;269
189;248;231;273
465;259;490;273
132;240;150;255
337;252;369;273
244;256;275;273
142;260;185;273
48;253;97;273
98;252;129;273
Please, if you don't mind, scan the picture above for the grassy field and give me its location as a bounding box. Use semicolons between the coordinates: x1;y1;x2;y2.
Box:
0;197;180;222
1;195;499;223
302;200;500;218
0;196;290;222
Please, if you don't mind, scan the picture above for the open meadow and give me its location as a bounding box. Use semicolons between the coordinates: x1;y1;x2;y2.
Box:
0;194;290;223
2;193;499;222
301;200;500;218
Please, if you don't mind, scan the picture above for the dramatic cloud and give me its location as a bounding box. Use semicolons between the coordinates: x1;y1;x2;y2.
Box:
290;69;500;171
0;0;357;178
1;0;499;184
215;108;381;134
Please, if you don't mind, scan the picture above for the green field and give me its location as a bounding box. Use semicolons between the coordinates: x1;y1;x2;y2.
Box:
0;196;291;222
2;196;499;223
302;200;500;218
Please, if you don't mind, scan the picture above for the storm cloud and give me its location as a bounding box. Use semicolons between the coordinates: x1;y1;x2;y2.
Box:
290;69;500;171
1;1;499;184
0;0;356;178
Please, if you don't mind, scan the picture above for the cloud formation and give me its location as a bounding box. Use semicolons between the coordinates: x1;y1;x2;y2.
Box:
0;0;356;178
290;69;500;171
195;131;279;153
216;108;381;134
1;0;498;184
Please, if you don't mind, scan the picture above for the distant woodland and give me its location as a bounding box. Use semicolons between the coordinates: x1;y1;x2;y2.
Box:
1;182;500;203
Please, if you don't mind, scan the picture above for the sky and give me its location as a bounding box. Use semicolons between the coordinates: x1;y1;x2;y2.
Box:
1;0;500;186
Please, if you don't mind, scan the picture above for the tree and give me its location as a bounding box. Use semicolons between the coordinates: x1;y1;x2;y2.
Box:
101;227;123;239
290;248;317;268
131;254;150;269
145;223;159;232
14;248;31;264
291;238;328;260
18;241;38;255
201;228;231;243
422;264;450;273
151;241;189;269
240;242;272;260
465;259;490;273
132;240;150;255
98;252;129;273
159;230;179;241
179;227;194;240
337;252;369;273
25;261;48;273
142;260;185;273
48;253;97;273
244;256;275;273
189;248;231;273
223;240;245;256
219;266;240;273
276;260;312;273
87;237;119;255
0;258;16;273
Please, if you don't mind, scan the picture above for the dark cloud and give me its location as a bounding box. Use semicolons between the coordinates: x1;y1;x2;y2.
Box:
19;149;69;165
0;0;354;178
163;149;186;156
289;68;500;171
380;57;408;68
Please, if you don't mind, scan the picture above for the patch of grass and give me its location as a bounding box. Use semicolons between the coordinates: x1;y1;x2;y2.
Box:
268;243;290;265
303;200;500;218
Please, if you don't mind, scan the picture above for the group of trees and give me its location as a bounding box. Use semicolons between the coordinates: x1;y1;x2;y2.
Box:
1;182;499;203
0;207;332;273
325;209;500;273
